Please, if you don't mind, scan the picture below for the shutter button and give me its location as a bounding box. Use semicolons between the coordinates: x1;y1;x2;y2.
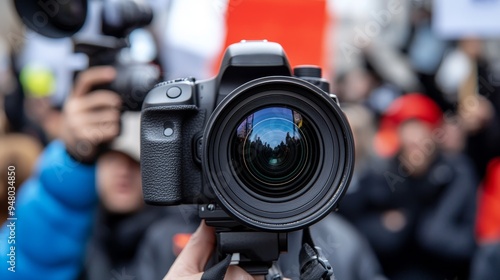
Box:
167;86;182;98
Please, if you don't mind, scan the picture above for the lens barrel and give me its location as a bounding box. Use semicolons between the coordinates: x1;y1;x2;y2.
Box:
203;76;354;231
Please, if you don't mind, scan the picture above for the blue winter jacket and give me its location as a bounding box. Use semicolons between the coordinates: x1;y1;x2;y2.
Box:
0;141;98;280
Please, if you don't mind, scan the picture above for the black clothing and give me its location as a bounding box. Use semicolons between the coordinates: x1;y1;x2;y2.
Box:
340;154;477;279
280;214;386;280
467;60;500;179
82;205;199;280
471;242;500;280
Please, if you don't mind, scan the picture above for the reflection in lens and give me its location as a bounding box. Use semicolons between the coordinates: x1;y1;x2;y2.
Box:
231;107;319;197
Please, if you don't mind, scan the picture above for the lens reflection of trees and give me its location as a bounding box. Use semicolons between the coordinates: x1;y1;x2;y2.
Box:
234;109;308;185
247;131;303;180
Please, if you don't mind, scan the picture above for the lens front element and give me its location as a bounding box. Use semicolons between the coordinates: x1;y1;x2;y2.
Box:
232;107;318;197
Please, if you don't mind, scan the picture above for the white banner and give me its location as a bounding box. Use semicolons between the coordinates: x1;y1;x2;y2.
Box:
433;0;500;38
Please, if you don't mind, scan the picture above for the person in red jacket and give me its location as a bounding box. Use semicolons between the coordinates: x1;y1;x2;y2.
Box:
471;157;500;279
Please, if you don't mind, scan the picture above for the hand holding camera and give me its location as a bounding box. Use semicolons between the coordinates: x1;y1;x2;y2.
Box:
61;66;122;162
164;221;266;280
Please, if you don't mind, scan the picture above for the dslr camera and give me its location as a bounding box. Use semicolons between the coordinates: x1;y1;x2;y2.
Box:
141;41;354;274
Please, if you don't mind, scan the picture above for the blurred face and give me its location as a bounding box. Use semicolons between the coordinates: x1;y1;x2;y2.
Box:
97;151;143;214
441;121;465;153
337;69;373;103
398;120;436;176
459;38;483;59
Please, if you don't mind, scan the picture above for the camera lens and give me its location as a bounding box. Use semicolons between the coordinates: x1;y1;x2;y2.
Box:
203;76;354;231
231;107;318;197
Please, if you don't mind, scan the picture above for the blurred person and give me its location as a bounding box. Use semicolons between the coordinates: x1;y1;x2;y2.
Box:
334;67;374;103
81;110;199;280
363;60;404;116
7;0;160;144
333;65;402;116
0;66;197;280
1;43;60;144
341;94;478;279
19;64;64;141
405;1;452;111
0;0;45;228
342;104;377;170
439;115;467;155
437;37;500;179
471;157;500;280
329;0;421;92
0;0;55;143
436;38;483;106
338;103;384;216
339;102;389;230
463;46;500;179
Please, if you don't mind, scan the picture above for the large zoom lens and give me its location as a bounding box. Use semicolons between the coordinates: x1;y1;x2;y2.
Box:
203;77;354;231
231;107;318;197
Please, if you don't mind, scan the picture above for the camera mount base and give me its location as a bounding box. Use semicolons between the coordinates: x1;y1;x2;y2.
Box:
199;204;334;279
216;230;287;275
200;204;287;275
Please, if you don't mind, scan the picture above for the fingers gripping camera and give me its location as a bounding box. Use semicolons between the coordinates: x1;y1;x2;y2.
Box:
140;41;354;232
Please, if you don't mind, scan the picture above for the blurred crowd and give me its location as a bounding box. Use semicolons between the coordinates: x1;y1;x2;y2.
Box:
1;0;499;279
331;1;500;279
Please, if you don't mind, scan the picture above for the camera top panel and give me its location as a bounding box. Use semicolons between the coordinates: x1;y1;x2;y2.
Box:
142;79;196;108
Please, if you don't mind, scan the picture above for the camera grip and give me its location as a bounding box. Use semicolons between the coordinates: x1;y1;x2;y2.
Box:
141;105;197;205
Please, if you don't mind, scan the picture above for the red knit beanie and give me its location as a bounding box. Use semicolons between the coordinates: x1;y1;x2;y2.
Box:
374;93;443;157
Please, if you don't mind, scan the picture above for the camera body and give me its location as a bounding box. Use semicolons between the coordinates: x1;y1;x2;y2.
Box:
141;41;294;205
141;41;354;233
